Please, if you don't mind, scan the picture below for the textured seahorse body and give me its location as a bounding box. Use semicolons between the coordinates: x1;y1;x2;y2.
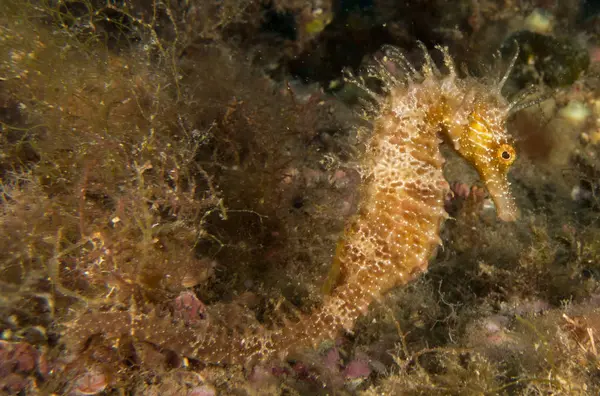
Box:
300;79;453;336
67;46;520;365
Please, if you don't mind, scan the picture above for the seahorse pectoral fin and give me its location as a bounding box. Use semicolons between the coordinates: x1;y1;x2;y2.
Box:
322;237;347;295
322;258;341;295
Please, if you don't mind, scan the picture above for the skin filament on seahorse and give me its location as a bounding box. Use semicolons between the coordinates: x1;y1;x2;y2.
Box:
68;44;523;366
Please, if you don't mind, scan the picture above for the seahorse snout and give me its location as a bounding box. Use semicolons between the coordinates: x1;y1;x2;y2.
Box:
484;175;519;221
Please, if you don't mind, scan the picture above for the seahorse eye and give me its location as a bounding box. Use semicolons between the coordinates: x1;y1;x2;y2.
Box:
498;144;516;164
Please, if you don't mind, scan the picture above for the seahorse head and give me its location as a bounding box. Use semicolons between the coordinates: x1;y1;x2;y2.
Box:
452;98;519;221
429;44;522;222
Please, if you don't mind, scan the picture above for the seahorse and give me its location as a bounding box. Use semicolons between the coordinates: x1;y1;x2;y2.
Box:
67;44;522;366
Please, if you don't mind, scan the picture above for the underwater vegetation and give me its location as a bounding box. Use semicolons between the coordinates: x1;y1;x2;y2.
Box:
2;0;600;395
